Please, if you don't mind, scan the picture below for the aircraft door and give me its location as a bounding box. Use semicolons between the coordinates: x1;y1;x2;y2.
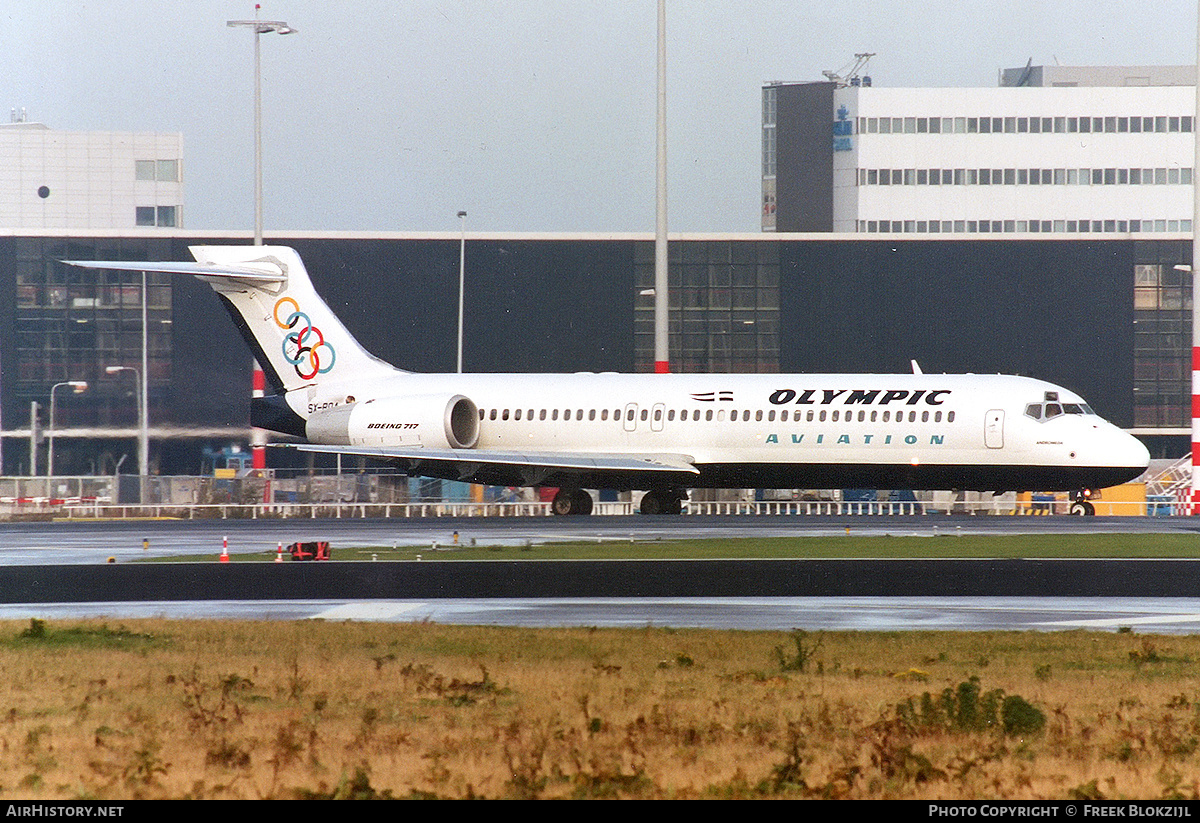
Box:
984;409;1004;449
623;402;638;432
650;402;665;432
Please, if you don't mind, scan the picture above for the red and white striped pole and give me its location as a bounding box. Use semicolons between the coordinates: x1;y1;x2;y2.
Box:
1193;344;1200;514
1192;5;1200;514
252;364;266;470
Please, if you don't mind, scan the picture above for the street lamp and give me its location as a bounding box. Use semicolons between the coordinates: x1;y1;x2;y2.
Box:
227;7;297;246
47;381;87;476
457;211;467;373
106;366;147;483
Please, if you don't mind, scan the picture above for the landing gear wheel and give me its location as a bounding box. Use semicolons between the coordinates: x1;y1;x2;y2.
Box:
640;491;663;515
552;488;593;516
572;488;593;516
640;490;684;515
1069;501;1096;516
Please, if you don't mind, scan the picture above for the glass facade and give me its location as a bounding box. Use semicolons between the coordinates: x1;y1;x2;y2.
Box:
0;234;1178;474
634;241;780;373
11;237;174;431
1133;240;1191;429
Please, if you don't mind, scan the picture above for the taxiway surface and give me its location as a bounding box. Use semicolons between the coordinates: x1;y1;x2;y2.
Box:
1;515;1197;633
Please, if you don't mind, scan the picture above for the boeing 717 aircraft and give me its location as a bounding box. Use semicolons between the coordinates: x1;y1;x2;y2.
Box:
67;246;1150;515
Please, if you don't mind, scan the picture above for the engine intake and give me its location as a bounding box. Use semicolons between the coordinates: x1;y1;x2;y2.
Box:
306;393;478;449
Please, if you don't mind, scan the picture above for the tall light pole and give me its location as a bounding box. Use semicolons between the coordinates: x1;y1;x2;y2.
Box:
227;7;296;246
106;366;146;483
457;211;467;373
47;381;87;476
654;0;670;374
229;6;295;475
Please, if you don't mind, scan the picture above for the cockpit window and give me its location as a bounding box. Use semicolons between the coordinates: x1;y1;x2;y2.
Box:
1025;398;1097;422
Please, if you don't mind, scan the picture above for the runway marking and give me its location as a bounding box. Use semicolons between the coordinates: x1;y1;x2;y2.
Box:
1035;614;1200;629
308;602;428;621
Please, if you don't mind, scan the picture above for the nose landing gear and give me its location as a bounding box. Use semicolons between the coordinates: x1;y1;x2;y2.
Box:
1068;489;1096;516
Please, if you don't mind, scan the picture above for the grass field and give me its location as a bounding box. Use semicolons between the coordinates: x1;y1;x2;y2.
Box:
3;618;1200;799
155;532;1200;563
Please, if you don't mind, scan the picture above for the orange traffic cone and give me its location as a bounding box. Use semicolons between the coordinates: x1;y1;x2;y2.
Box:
220;535;229;563
275;542;283;562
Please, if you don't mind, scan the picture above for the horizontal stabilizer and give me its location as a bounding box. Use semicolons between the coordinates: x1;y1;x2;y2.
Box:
62;259;286;283
274;443;699;476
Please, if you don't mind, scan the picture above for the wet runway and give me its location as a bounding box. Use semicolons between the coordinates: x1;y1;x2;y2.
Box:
1;515;1198;633
0;514;1193;565
2;596;1200;634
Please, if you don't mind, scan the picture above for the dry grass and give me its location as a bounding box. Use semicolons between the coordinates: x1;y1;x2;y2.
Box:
1;619;1200;799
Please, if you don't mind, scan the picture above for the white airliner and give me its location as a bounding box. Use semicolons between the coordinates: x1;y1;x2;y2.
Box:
68;246;1150;515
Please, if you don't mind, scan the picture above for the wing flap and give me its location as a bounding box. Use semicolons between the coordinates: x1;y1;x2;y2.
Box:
274;443;699;475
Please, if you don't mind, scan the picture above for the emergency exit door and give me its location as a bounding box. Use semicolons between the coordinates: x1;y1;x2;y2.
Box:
984;410;1004;449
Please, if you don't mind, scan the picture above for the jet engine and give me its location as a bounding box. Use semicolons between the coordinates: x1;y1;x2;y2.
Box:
306;393;479;450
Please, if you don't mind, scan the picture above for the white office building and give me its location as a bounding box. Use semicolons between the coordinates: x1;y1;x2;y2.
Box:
763;66;1196;234
0;119;183;230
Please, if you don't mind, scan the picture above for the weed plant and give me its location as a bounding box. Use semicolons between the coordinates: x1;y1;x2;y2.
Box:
0;619;1199;799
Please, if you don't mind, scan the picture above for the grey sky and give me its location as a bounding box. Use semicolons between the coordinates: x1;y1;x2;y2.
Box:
4;1;1196;233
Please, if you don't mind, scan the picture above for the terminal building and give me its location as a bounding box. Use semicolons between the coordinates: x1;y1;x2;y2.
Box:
762;65;1196;234
0;116;183;231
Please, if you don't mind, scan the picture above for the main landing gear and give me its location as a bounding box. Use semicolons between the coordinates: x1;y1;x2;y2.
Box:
639;489;686;515
551;488;593;516
549;488;689;515
1068;489;1096;516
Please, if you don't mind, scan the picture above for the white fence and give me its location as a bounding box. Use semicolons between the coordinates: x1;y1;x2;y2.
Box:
0;474;1178;519
26;497;1167;519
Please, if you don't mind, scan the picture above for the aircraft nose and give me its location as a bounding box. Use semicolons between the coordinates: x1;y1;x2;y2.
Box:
1114;428;1150;472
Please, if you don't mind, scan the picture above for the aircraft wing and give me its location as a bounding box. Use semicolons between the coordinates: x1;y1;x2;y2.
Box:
274;443;699;486
62;259;287;283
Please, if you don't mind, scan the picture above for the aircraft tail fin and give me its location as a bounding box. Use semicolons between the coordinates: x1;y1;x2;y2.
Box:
66;246;402;394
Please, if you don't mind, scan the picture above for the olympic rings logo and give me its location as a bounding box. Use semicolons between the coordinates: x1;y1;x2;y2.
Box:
274;297;337;380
